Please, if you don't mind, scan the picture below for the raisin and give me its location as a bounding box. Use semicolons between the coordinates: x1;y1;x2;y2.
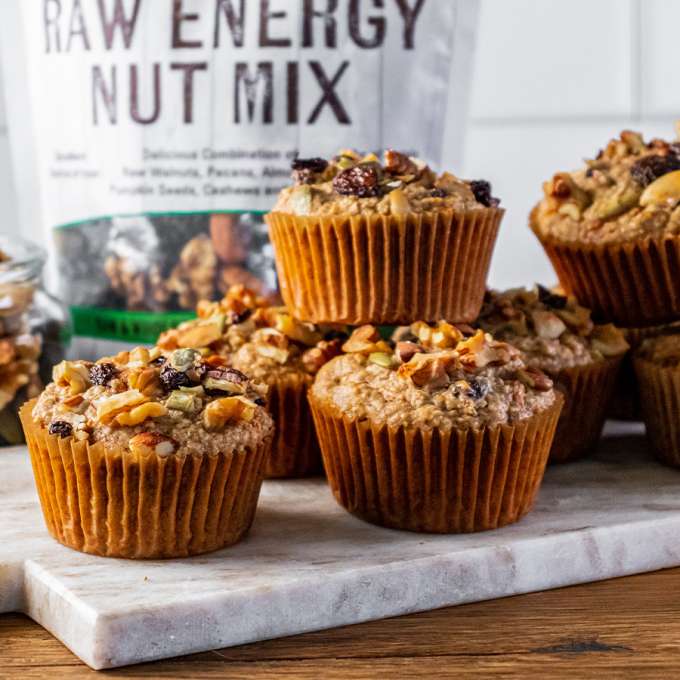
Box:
149;355;166;366
291;157;328;173
630;154;680;187
585;168;594;178
49;421;73;438
227;308;252;325
253;396;266;406
430;188;448;198
466;379;490;401
159;366;191;391
469;180;500;207
89;362;118;386
537;284;568;310
333;165;380;198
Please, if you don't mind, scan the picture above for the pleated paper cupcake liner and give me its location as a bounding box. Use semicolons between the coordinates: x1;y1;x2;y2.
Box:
608;322;680;421
309;394;563;533
550;356;623;463
265;373;323;478
267;208;503;325
634;358;680;468
20;401;270;559
532;223;680;327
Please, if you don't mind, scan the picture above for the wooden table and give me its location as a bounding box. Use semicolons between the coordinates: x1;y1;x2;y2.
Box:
2;568;679;678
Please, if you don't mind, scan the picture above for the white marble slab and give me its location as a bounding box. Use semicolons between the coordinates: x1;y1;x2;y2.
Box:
3;422;680;670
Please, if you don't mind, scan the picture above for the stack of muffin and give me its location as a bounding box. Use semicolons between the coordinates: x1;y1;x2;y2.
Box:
531;128;680;468
265;150;565;533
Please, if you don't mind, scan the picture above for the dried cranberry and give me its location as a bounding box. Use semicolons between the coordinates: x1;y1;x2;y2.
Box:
430;188;448;198
630;154;680;187
469;180;500;208
537;284;568;310
49;421;73;438
89;362;117;386
466;379;490;401
333;165;380;198
159;366;191;391
291;157;328;173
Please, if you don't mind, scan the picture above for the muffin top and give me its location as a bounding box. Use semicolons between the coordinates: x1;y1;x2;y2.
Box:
478;286;629;374
158;284;346;384
31;345;273;457
272;149;500;217
532;128;680;245
637;333;680;368
311;322;557;431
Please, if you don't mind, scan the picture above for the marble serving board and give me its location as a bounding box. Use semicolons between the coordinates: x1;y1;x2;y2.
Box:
4;421;680;670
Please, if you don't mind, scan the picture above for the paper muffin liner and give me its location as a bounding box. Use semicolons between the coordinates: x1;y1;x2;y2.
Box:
531;223;680;326
608;322;680;421
550;356;623;463
267;208;503;325
265;372;323;478
19;401;270;559
309;394;563;533
634;358;680;467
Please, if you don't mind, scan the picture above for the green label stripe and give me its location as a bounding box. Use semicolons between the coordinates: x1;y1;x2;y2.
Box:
71;306;195;344
55;210;267;230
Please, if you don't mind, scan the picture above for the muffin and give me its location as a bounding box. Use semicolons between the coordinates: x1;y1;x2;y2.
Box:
531;129;680;326
267;150;504;325
158;285;345;478
20;345;273;558
634;334;680;467
309;323;563;533
477;286;628;463
609;320;680;420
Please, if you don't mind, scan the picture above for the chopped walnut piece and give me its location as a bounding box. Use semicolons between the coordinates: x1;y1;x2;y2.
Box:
176;318;224;348
95;389;148;425
384;149;419;176
590;323;630;357
398;352;455;389
516;368;553;392
531;310;567;340
342;325;391;355
115;401;168;427
53;361;91;396
203;396;256;429
395;341;423;364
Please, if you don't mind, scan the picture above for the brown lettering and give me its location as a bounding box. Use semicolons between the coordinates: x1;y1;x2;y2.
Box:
286;62;298;124
307;61;350;124
234;62;273;123
172;0;202;48
302;0;338;48
96;0;141;49
214;0;245;47
92;65;117;125
130;63;161;124
259;0;291;47
394;0;426;49
171;62;207;123
348;0;385;49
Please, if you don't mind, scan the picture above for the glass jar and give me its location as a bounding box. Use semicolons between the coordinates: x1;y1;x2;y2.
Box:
0;236;71;445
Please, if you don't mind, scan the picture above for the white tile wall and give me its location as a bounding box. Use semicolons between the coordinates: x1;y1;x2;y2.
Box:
0;0;677;290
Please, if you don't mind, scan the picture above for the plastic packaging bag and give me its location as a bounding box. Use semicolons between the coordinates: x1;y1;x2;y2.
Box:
1;0;479;357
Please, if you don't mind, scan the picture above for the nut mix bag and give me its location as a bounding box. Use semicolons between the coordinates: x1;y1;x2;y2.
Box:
0;0;479;357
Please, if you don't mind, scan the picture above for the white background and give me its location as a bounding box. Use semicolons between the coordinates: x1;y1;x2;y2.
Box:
0;0;678;290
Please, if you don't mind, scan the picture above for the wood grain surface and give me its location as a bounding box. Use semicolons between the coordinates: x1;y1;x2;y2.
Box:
2;568;680;678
